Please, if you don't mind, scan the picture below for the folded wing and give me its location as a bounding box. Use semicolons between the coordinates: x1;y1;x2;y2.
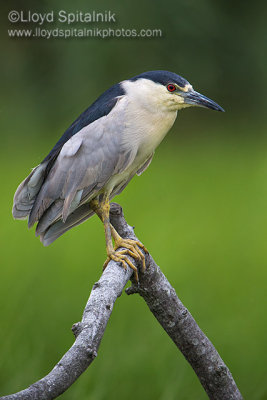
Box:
12;96;137;244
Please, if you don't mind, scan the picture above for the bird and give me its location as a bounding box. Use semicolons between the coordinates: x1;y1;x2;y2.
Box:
12;70;224;280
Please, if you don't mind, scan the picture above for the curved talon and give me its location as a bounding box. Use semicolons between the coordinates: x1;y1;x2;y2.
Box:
114;238;148;273
103;250;139;281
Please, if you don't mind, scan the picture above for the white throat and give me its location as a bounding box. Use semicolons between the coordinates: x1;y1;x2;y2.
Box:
121;79;178;155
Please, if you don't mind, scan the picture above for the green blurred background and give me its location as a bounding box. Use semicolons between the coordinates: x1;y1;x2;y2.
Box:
1;0;267;399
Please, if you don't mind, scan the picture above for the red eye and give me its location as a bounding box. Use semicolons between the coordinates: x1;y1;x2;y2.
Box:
167;84;176;92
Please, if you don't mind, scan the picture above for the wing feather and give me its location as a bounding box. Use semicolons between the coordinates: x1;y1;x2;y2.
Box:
29;97;137;230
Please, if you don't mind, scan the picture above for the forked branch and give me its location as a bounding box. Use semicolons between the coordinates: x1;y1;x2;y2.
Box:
0;203;242;400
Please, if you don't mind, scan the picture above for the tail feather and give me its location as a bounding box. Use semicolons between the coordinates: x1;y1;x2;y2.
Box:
12;163;48;220
13;162;96;246
35;199;64;236
39;203;95;246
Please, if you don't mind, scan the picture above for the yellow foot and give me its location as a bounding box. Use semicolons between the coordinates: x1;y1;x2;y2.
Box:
103;250;139;281
114;238;148;273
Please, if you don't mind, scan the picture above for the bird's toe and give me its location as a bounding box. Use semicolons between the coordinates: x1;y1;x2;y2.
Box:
103;249;139;281
114;238;147;272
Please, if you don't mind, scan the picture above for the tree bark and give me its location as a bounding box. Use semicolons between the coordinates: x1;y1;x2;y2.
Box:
0;203;243;400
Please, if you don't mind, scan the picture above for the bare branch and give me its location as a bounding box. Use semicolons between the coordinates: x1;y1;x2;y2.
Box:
110;203;243;400
1;203;243;400
0;234;134;399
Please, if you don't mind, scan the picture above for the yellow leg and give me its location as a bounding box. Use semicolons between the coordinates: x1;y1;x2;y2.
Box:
90;196;147;281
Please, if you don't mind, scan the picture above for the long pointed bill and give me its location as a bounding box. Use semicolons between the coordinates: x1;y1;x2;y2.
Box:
183;90;224;112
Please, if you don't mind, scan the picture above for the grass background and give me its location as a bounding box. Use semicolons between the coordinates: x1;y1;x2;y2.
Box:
1;0;267;399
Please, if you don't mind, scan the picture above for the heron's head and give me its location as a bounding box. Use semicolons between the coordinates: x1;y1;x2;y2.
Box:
122;70;224;113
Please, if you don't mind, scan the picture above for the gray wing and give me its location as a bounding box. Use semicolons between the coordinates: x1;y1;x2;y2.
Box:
28;98;137;231
12;163;48;220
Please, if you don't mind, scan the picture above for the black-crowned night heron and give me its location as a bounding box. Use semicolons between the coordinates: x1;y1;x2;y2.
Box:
13;70;224;279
